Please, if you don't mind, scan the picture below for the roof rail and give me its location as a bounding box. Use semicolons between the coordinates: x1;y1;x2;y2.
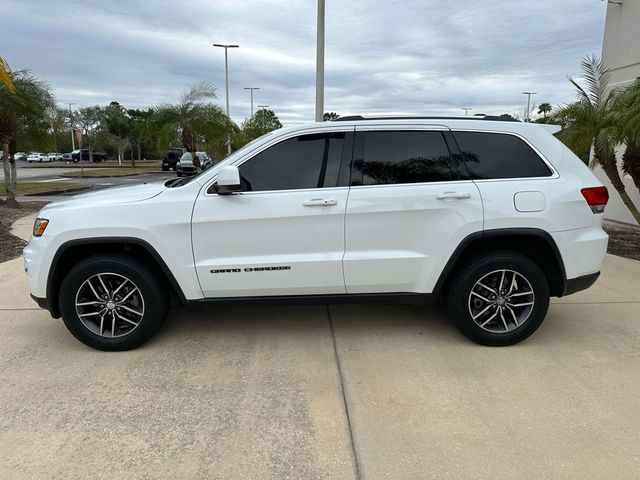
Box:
333;115;520;122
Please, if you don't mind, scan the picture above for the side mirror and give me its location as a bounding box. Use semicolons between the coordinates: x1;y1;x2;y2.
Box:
214;165;241;195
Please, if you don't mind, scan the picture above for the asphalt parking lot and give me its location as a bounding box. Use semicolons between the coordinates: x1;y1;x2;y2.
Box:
13;162;175;195
1;216;640;479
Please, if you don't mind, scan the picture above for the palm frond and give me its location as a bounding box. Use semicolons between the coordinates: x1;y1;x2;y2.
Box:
581;55;610;107
0;57;16;94
567;76;592;105
179;81;218;104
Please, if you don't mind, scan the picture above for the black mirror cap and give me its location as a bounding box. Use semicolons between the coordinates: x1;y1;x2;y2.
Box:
214;183;242;195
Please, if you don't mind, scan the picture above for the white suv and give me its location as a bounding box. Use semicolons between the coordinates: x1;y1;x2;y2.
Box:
24;116;609;350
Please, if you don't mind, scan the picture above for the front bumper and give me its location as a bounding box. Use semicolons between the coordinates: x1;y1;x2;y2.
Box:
30;294;48;310
178;165;197;175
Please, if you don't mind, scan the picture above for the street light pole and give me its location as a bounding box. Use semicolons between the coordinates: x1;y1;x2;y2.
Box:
315;0;325;122
67;103;76;150
244;87;260;117
214;43;239;153
461;107;472;116
522;91;537;122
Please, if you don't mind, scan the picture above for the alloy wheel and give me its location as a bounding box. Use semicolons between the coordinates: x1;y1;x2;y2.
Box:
467;269;535;334
74;272;145;338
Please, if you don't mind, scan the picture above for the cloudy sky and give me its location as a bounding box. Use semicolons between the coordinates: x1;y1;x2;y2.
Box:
3;0;607;125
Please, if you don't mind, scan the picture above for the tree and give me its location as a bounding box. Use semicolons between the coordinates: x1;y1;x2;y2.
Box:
0;66;54;206
613;80;640;192
128;108;154;165
323;112;340;121
104;101;131;165
46;106;70;153
553;55;640;223
152;81;229;171
76;106;104;162
242;108;282;141
537;103;552;118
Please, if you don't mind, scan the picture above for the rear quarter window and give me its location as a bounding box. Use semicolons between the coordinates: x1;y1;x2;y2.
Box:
453;131;552;179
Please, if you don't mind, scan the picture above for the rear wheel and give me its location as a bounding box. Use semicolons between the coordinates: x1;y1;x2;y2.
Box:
59;253;169;351
445;250;550;346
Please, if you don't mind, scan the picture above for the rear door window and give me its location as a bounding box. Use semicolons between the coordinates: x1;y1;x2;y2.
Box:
453;131;552;179
352;131;452;185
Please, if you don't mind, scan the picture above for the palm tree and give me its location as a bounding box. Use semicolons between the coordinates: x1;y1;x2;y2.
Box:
537;103;552;118
613;79;640;192
553;55;640;224
0;68;54;206
152;81;230;170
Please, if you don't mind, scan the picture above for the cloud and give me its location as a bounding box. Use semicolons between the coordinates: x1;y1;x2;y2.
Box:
3;0;607;124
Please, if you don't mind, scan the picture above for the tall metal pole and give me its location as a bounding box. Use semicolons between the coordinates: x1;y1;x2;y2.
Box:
67;103;76;150
461;107;472;116
315;0;325;122
522;91;537;122
244;87;260;117
224;48;230;122
214;44;239;153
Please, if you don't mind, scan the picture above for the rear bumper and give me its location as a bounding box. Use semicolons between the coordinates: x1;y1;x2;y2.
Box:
563;272;600;296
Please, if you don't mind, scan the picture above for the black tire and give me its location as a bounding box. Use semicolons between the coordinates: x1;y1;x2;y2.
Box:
162;164;168;171
445;250;550;346
59;253;169;351
176;171;182;177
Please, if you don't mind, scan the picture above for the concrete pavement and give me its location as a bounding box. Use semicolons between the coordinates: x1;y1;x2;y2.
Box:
1;216;640;479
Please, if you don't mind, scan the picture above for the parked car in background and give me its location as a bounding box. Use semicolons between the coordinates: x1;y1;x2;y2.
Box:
27;153;50;163
15;152;28;161
176;151;212;177
70;149;108;162
62;153;73;162
48;152;63;162
162;148;185;171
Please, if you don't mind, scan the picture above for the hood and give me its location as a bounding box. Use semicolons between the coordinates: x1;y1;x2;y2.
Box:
43;182;165;210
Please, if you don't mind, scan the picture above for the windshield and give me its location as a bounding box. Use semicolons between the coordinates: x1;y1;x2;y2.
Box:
166;132;277;188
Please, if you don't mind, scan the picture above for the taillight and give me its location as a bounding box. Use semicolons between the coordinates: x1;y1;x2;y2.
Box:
581;186;609;213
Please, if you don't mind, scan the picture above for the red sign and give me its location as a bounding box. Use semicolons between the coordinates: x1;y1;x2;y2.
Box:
75;128;82;144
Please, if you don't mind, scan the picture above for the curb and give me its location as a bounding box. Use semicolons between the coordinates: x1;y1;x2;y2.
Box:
23;186;93;197
60;171;165;179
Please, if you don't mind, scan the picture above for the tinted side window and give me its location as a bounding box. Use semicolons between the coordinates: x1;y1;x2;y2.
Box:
454;131;552;179
352;131;451;185
239;133;345;191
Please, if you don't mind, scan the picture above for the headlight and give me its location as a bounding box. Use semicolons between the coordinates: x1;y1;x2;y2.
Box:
33;218;49;237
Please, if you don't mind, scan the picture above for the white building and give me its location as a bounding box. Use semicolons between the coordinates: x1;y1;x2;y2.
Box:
594;0;640;225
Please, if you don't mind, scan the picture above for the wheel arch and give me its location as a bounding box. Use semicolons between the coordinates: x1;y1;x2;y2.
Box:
46;237;187;318
434;228;567;298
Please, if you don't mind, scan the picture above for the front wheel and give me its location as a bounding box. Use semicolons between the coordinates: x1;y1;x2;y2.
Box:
59;253;169;350
445;251;550;346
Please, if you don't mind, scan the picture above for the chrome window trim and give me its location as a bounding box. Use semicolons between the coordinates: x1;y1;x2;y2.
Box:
203;126;354;197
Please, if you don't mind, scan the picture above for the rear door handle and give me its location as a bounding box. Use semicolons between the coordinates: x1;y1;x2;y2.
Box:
436;191;471;200
303;198;338;207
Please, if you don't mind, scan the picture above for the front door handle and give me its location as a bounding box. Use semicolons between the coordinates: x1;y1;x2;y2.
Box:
436;191;471;200
303;198;338;207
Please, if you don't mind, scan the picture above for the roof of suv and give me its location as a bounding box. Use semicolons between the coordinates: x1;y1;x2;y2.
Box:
290;115;562;136
333;115;520;123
